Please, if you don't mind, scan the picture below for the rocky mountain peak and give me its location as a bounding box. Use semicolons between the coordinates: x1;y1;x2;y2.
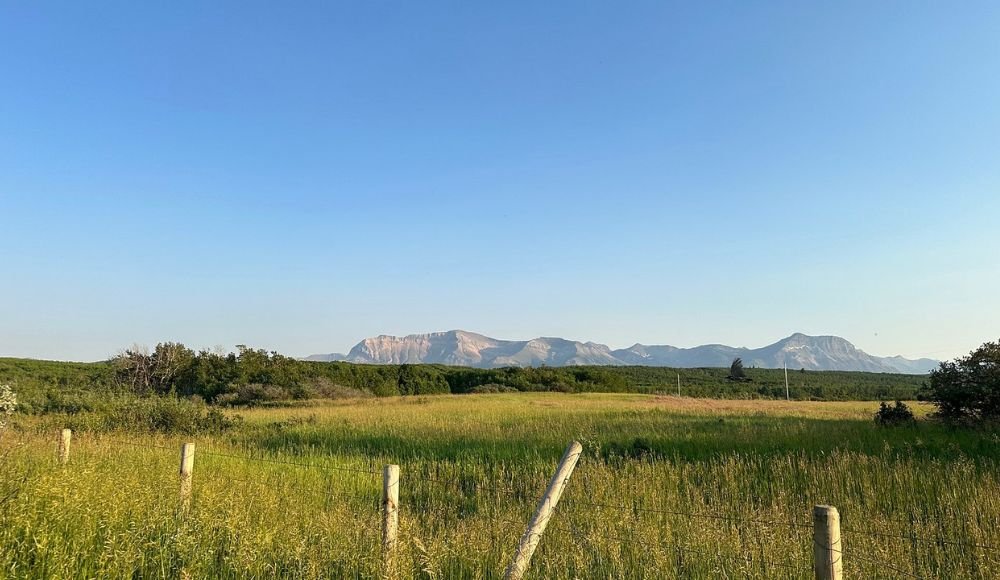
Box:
307;331;938;373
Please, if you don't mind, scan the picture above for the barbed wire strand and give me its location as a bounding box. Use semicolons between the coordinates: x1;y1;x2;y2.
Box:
835;545;929;580
195;449;381;476
563;497;813;530
402;473;524;500
72;439;999;561
572;446;993;552
570;515;810;573
840;526;996;552
90;439;529;509
524;484;801;571
97;439;175;452
214;474;374;503
841;505;988;528
549;517;810;575
95;438;381;475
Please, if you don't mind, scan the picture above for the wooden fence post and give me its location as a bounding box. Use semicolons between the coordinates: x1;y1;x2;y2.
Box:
383;464;400;576
179;443;195;512
58;429;72;465
504;441;583;580
813;505;843;580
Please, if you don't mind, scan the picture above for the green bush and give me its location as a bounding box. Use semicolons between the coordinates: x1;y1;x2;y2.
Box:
603;436;661;460
304;377;373;400
926;340;1000;423
0;384;16;431
217;383;291;406
58;396;238;434
874;401;916;427
396;365;451;395
466;384;519;394
39;389;104;414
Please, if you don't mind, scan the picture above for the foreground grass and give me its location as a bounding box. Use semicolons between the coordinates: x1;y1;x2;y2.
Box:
2;394;998;578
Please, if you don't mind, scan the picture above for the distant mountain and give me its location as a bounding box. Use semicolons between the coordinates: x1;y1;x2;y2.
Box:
301;353;348;362
306;331;939;374
880;355;941;374
612;333;936;373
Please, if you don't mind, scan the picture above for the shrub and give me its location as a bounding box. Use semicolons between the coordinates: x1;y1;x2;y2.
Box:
236;383;290;404
39;389;103;414
926;340;1000;423
604;437;661;460
214;383;293;407
59;396;238;434
549;381;576;393
874;401;915;427
397;365;450;395
466;384;519;394
629;437;655;458
213;392;241;406
727;358;751;382
307;377;374;400
0;384;16;431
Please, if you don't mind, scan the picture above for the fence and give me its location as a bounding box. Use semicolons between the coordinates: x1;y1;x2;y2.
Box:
49;429;995;579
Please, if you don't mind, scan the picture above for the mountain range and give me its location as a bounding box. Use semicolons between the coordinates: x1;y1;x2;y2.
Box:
305;331;939;374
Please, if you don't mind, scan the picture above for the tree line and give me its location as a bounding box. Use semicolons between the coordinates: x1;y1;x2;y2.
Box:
106;339;1000;423
2;338;997;425
106;343;636;404
0;341;936;414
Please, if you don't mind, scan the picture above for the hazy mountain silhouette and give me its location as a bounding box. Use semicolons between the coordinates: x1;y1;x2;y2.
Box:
305;331;938;373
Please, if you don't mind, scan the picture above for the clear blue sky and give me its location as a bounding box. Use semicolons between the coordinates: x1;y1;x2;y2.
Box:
2;1;998;362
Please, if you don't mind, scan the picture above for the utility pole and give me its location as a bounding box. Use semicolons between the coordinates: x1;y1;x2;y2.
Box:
677;372;681;397
784;362;789;401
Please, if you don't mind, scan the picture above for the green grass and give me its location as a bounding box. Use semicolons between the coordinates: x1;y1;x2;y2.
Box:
2;394;998;578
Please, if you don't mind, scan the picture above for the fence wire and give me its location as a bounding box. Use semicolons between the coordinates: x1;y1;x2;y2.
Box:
31;435;999;579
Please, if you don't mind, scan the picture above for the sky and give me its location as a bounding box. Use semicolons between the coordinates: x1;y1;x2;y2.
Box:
2;1;999;362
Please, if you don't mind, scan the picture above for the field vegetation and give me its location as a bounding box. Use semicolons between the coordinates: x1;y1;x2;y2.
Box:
2;393;998;579
1;349;928;415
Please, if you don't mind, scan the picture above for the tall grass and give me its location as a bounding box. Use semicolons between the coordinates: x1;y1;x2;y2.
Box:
2;394;998;578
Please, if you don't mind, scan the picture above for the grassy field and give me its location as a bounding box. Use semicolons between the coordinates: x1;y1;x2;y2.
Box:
2;393;998;578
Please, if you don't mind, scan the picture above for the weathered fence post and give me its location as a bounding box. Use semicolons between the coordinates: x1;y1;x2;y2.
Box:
383;464;400;576
58;428;72;465
504;441;583;580
813;505;843;580
179;443;195;511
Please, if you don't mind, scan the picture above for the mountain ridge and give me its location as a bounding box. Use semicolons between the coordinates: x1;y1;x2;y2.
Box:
305;331;939;374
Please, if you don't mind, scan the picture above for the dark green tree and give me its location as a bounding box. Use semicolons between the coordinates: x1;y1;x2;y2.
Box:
112;342;195;395
397;365;449;395
874;400;916;426
150;342;195;394
729;357;746;380
926;340;1000;422
186;350;238;400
